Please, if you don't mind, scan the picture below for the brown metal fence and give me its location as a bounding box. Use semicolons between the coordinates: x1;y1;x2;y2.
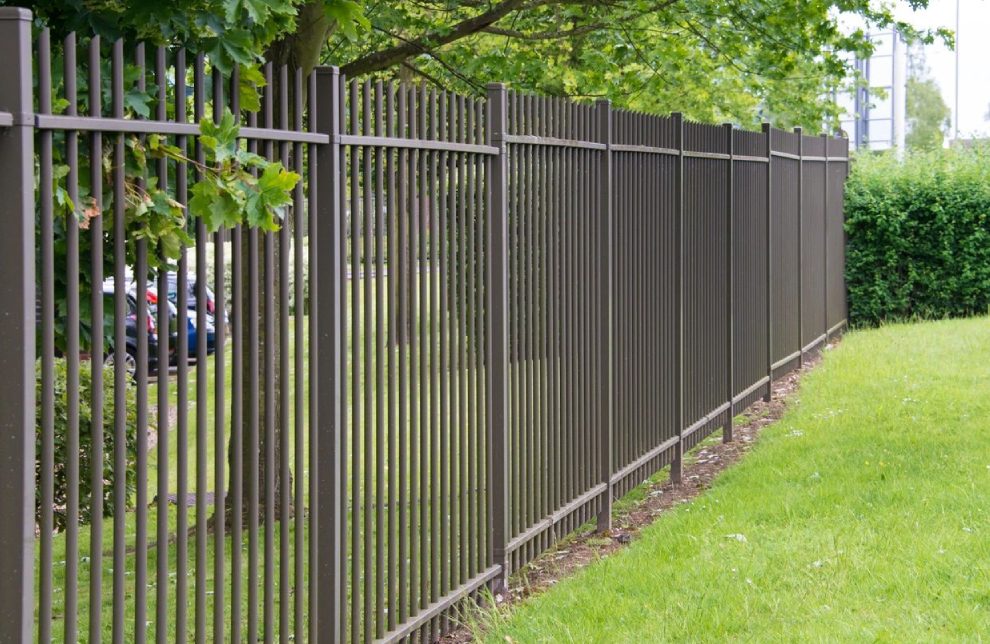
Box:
0;8;849;642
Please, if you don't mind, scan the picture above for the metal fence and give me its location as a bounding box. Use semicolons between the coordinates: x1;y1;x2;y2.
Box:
0;7;849;643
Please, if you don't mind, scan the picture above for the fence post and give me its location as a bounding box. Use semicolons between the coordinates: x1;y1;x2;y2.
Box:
595;99;614;530
0;8;35;642
671;112;685;485
822;133;829;338
763;122;773;402
723;122;734;443
313;65;344;644
486;83;511;588
794;126;804;367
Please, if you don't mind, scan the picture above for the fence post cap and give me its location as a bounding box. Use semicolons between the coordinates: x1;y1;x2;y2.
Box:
761;122;771;132
595;98;611;106
0;7;31;21
487;82;506;91
793;126;803;134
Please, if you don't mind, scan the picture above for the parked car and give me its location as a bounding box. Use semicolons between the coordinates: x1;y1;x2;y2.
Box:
163;272;228;326
100;287;164;377
144;285;218;362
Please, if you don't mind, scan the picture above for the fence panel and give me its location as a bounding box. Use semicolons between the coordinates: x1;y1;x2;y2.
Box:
23;27;322;644
732;129;770;410
501;92;607;573
337;79;497;642
610;110;679;498
826;137;850;332
770;128;802;375
801;134;828;351
682;121;731;450
0;8;854;641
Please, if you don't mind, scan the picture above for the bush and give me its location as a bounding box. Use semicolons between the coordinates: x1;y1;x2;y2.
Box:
844;146;990;326
35;358;139;532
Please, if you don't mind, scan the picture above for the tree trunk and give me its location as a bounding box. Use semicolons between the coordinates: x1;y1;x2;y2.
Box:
226;0;336;529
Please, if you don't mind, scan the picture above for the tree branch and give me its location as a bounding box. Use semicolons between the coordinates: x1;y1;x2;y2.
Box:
340;0;532;77
482;23;605;40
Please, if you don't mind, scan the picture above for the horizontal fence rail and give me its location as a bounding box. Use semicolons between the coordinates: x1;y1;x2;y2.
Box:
0;7;850;642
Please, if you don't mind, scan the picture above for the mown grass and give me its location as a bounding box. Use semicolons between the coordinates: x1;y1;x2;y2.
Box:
485;316;990;642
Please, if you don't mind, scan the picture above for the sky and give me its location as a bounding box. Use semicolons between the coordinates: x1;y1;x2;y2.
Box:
895;0;990;139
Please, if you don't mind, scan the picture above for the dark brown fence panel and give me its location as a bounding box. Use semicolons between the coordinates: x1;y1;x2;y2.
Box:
682;121;731;450
337;80;497;643
800;134;827;353
500;91;606;574
732;129;770;410
610;109;679;498
23;25;323;644
826;138;849;333
770;128;801;375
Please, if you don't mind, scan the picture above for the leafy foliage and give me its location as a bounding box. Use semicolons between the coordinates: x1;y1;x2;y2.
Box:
844;147;990;326
906;46;951;150
36;358;139;532
324;0;951;131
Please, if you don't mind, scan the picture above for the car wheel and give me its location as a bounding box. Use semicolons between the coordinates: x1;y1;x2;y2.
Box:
104;349;138;378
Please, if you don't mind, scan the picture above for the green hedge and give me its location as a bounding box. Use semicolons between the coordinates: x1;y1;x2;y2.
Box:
844;147;990;326
36;358;139;532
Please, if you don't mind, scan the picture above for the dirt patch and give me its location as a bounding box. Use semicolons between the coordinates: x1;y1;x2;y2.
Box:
443;346;830;642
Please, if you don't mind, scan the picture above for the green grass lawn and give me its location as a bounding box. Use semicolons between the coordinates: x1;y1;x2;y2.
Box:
485;316;990;642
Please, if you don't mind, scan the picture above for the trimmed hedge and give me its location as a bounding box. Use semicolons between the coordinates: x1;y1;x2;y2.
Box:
844;147;990;326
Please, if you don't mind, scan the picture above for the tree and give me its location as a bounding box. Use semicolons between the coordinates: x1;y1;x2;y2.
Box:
906;45;950;150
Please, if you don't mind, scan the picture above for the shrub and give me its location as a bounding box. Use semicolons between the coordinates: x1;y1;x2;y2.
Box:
844;146;990;326
35;358;139;532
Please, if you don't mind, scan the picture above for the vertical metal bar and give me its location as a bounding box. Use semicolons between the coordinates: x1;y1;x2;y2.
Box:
486;84;510;587
457;94;469;584
63;34;81;643
37;27;54;644
671;112;684;484
154;45;170;644
84;35;106;643
193;52;208;644
471;98;484;579
395;82;408;632
763;123;773;400
420;84;433;609
348;77;361;644
215;63;230;643
373;79;386;639
277;64;290;644
795;127;804;366
262;63;276;644
385;80;399;635
408;84;421;622
522;95;533;560
595;99;613;531
171;46;191;644
228;62;242;644
428;87;441;624
437;91;450;610
292;66;305;642
0;8;35;643
133;43;150;644
822;133;829;340
723;123;734;443
110;38;127;644
547;99;560;524
247;86;261;644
